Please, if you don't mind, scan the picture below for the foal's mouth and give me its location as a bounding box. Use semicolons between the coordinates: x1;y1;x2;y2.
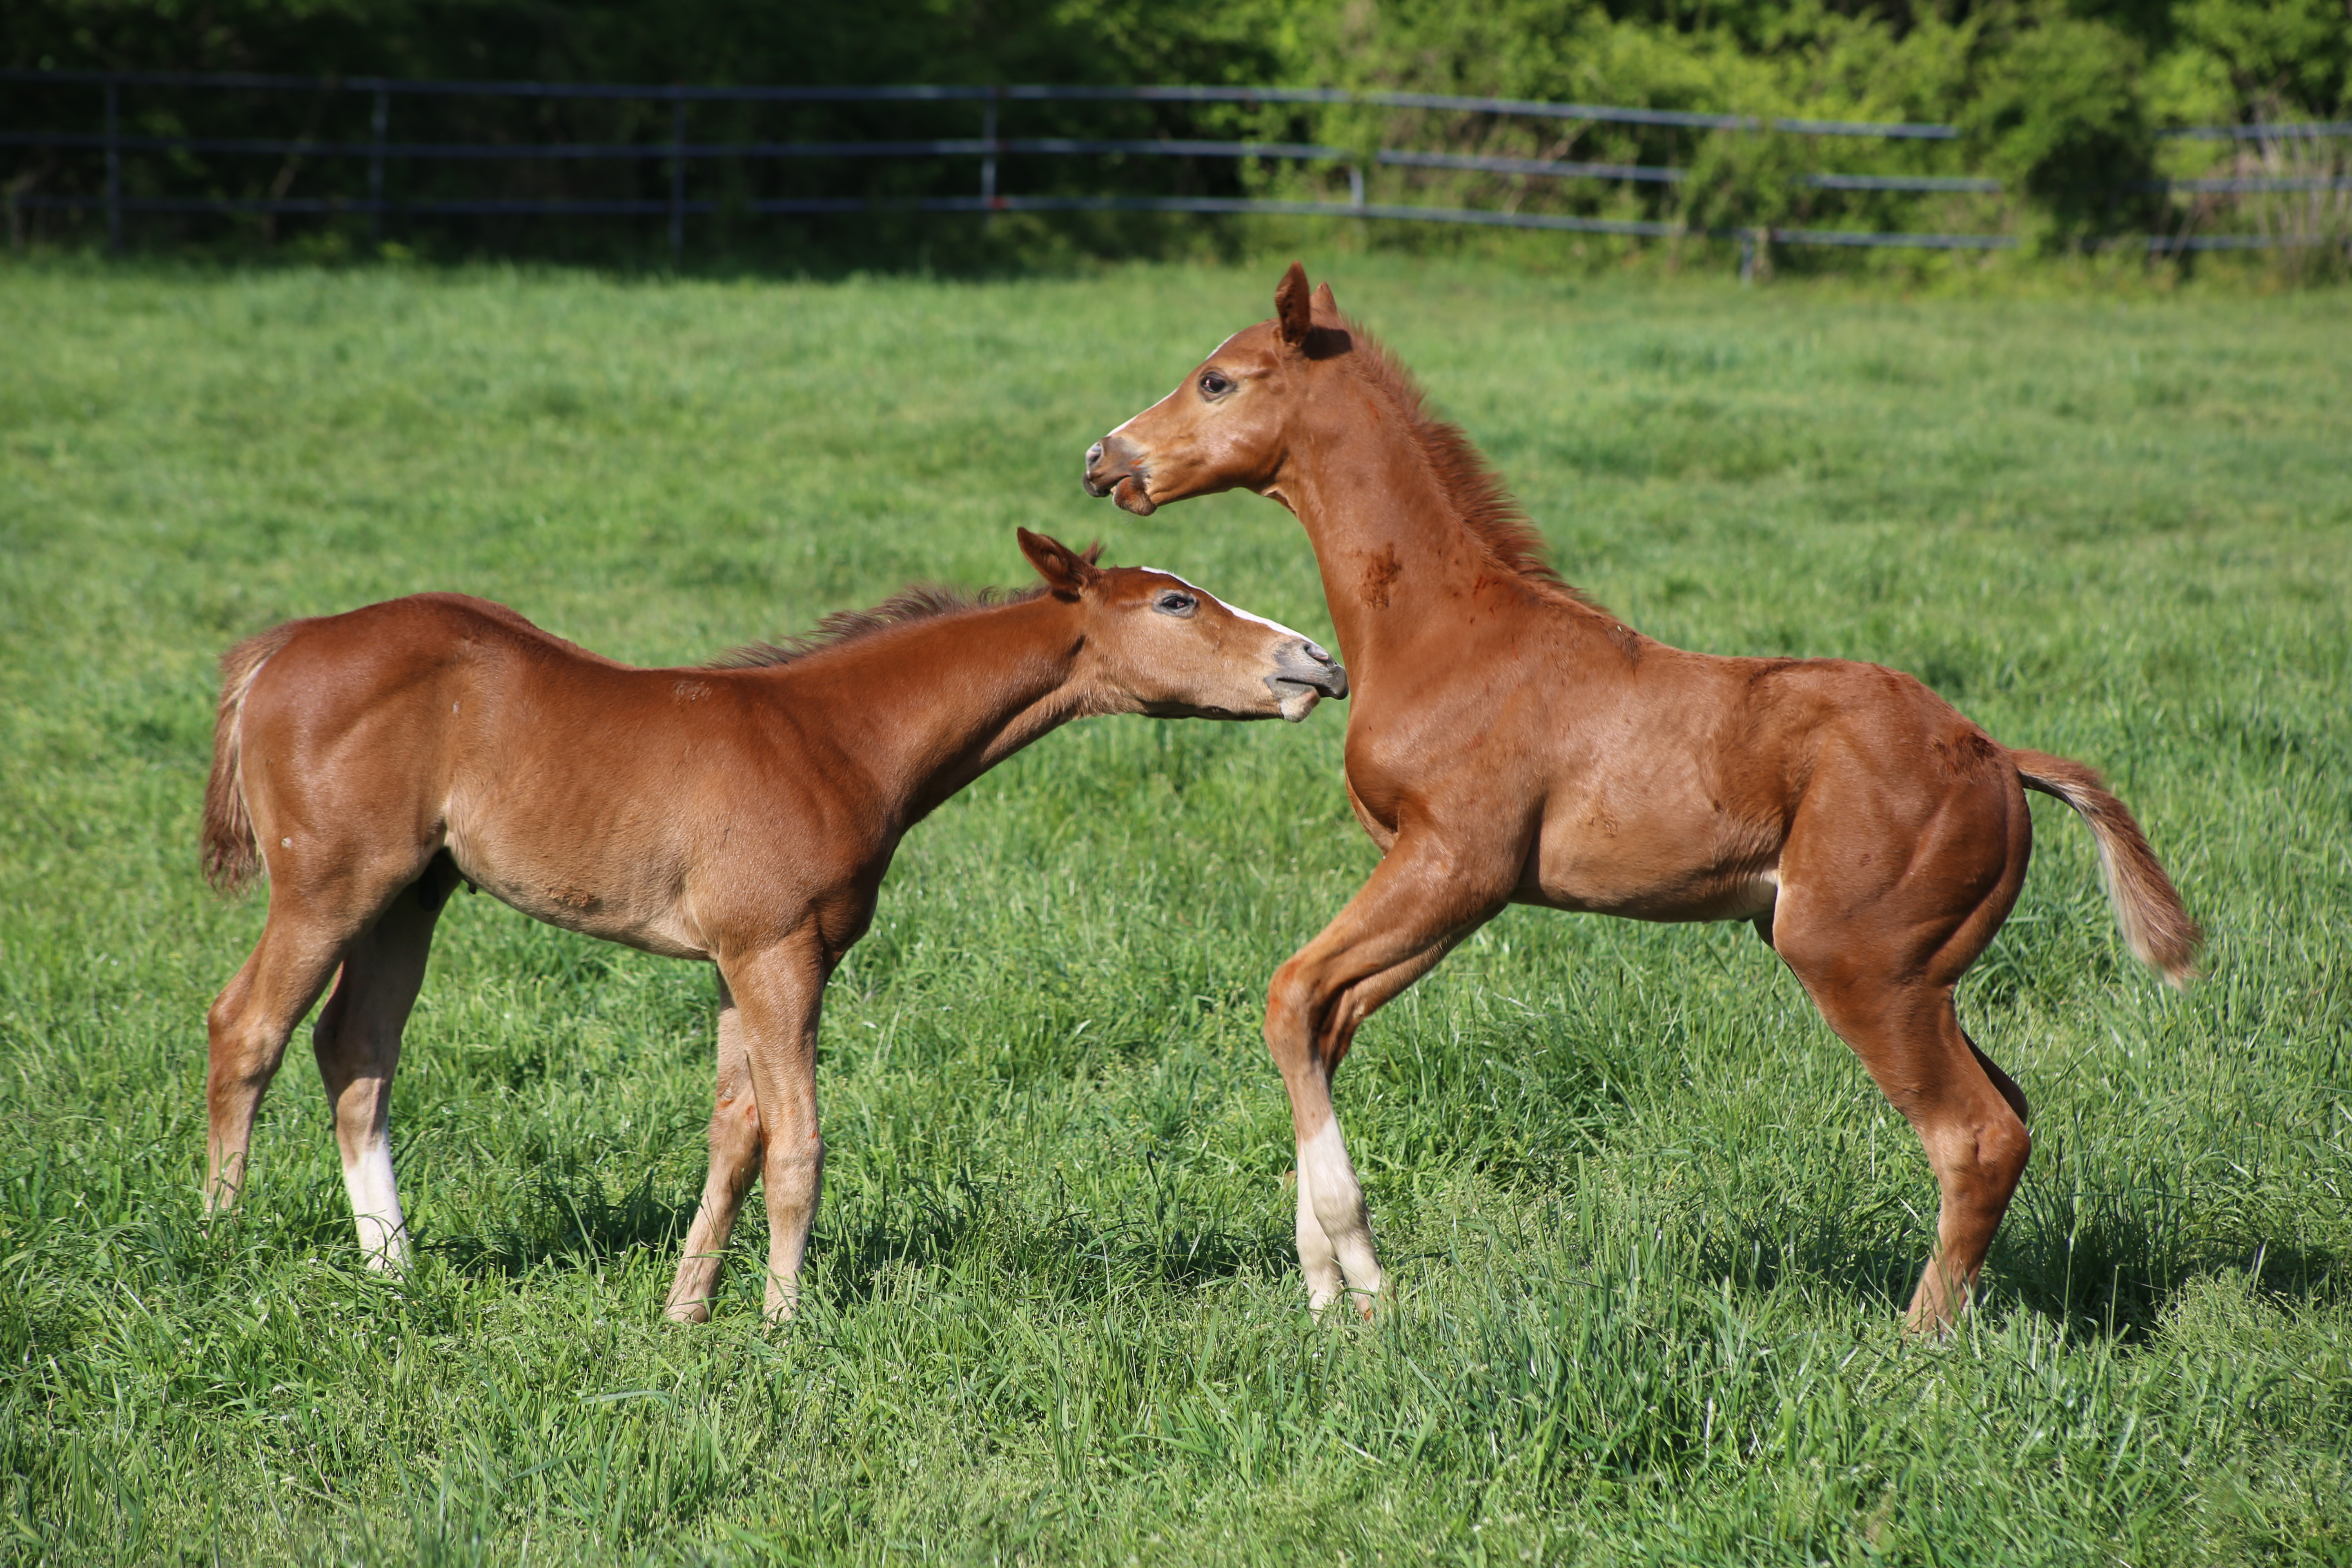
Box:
1110;474;1158;516
1083;439;1156;515
1268;644;1348;722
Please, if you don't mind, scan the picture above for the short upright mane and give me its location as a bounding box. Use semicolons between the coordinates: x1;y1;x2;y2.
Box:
1343;317;1588;602
706;583;1043;670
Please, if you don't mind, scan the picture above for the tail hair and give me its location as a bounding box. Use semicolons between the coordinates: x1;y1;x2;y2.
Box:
202;624;296;895
2011;749;2202;988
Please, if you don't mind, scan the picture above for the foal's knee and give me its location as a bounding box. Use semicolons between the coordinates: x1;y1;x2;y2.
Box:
1263;960;1321;1061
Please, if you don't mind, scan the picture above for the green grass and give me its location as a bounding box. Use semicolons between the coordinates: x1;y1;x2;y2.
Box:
2;255;2348;1565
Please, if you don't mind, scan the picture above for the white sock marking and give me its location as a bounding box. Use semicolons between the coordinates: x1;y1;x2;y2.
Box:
342;1140;410;1270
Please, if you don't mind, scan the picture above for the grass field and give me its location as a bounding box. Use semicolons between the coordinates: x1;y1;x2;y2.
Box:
1;256;2348;1565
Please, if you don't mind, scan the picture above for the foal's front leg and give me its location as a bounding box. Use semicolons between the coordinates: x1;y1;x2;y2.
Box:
713;931;829;1322
663;979;762;1323
1266;832;1511;1315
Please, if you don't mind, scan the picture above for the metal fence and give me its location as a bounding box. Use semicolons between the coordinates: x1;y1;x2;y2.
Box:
5;67;2348;264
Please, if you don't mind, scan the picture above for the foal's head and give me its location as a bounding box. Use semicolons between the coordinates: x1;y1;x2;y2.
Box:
1082;262;1350;517
1018;528;1345;722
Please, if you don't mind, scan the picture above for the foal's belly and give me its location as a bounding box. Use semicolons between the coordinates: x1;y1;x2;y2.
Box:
446;831;714;961
1518;862;1777;923
1519;796;1780;923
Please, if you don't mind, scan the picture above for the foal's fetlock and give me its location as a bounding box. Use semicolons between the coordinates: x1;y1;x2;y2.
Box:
1302;1262;1346;1316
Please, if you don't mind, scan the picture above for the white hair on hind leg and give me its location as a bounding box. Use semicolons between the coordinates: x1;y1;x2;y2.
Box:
342;1139;410;1271
1298;1118;1383;1312
1295;1154;1343;1312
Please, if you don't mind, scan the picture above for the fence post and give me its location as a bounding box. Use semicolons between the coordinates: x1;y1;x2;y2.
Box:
669;95;686;261
1349;164;1365;210
982;88;1000;221
368;87;389;241
105;78;121;255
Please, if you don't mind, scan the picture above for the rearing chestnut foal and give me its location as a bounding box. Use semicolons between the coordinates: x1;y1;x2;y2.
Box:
1084;267;2198;1332
200;529;1345;1321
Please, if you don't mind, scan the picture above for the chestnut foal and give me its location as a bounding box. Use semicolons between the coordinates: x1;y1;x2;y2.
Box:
1084;267;2199;1332
200;529;1345;1321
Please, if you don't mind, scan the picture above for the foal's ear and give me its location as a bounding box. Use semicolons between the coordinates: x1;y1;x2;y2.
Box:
1275;261;1313;347
1310;281;1338;320
1018;527;1099;599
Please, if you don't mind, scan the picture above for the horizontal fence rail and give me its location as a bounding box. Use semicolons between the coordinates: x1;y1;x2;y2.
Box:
4;67;2343;264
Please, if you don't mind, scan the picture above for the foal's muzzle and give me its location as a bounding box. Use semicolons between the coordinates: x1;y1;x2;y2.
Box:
1084;434;1156;516
1269;638;1347;722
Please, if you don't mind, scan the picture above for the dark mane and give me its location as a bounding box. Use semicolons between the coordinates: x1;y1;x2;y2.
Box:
1343;315;1627;626
705;583;1045;670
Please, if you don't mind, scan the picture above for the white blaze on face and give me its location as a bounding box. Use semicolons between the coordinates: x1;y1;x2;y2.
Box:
342;1141;410;1271
1135;567;1316;645
1107;332;1246;437
1138;567;1330;719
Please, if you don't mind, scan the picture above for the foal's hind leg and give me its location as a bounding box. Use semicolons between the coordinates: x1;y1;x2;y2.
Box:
1784;971;2028;1331
207;910;358;1217
310;864;454;1270
664;978;764;1324
1770;771;2033;1333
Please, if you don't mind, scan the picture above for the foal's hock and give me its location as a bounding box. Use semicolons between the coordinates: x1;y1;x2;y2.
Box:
1084;266;2200;1332
199;529;1345;1321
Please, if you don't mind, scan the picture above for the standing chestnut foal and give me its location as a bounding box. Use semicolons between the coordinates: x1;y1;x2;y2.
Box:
200;529;1345;1321
1084;267;2199;1332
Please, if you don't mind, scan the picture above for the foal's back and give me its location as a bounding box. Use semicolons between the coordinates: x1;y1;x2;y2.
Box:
232;592;862;958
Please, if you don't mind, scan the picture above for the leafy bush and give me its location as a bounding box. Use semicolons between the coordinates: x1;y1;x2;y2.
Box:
3;0;2344;263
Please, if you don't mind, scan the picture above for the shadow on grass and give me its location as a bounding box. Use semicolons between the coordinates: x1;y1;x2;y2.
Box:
430;1164;698;1278
1694;1213;1921;1317
421;1159;1292;1303
807;1169;1294;1310
1990;1165;2345;1340
1690;1171;2345;1341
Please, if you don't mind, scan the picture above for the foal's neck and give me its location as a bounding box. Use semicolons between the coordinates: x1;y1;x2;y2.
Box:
772;597;1082;827
1270;384;1535;674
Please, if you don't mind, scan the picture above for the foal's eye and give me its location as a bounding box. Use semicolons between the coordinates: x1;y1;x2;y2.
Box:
1198;370;1232;398
1154;591;1198;617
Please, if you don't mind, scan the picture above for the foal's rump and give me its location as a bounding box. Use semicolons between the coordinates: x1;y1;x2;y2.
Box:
1777;657;2201;987
205;595;517;906
201;592;825;958
206;596;623;891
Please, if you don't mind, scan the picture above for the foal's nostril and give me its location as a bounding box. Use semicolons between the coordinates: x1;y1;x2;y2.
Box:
1086;442;1104;468
1305;641;1332;665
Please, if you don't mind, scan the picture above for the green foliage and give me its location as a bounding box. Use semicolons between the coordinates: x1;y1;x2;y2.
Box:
2;257;2349;1560
5;0;2346;265
1681;125;1810;232
1962;3;2156;241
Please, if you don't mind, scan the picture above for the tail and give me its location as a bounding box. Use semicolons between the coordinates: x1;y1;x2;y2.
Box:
2011;749;2202;988
202;624;298;895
